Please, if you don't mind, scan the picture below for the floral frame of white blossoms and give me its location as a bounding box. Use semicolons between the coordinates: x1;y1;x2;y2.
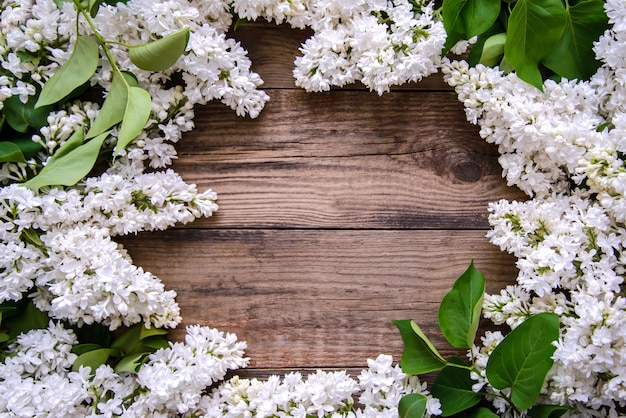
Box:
0;0;625;416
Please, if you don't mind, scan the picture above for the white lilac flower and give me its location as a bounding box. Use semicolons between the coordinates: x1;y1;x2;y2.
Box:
33;225;182;330
199;354;439;417
293;0;445;94
130;326;248;415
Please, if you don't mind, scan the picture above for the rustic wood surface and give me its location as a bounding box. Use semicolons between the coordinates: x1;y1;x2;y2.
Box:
119;23;526;372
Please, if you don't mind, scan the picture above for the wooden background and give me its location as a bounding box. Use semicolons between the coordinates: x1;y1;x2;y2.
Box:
120;22;526;377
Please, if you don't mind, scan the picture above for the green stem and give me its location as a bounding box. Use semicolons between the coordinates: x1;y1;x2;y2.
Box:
71;0;130;89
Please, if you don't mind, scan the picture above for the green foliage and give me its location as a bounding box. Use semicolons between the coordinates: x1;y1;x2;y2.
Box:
70;322;169;374
468;407;500;417
4;94;54;133
505;0;567;90
438;261;484;348
486;312;560;410
541;0;609;80
114;86;151;156
528;404;572;417
478;33;507;67
128;27;190;72
394;262;564;416
11;0;189;191
35;35;99;108
431;360;481;416
392;319;447;375
0;142;27;163
72;347;112;372
86;71;138;139
442;0;501;52
23;130;110;191
398;393;427;418
440;0;610;89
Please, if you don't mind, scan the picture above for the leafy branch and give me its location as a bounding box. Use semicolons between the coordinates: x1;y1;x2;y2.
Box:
394;262;566;417
2;0;189;191
441;0;610;90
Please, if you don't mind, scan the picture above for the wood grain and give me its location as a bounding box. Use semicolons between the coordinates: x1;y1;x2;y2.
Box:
121;22;525;373
120;229;518;368
174;89;526;229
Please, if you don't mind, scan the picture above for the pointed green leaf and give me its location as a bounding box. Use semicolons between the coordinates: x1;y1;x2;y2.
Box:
114;352;149;373
504;0;567;90
47;128;84;162
528;404;571;418
442;0;501;52
0;142;26;163
398;393;427;418
88;0;104;17
393;319;447;375
111;325;141;353
36;35;99;108
72;343;104;356
23;130;109;191
12;138;43;160
7;301;49;340
541;0;609;81
438;261;485;349
140;335;170;350
114;86;151;156
128;27;189;72
431;361;481;416
139;326;168;340
72;347;111;373
468;407;500;418
486;313;560;410
479;33;507;67
4;94;54;133
86;71;138;139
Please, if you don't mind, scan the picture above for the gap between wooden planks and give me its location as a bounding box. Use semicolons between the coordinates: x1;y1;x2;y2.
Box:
118;22;525;371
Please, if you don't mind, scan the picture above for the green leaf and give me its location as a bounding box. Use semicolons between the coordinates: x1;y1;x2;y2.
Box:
438;261;485;349
431;361;481;416
528;404;571;418
128;27;190;72
486;313;560;410
6;301;49;340
504;0;567;90
88;0;104;17
140;335;170;350
72;347;111;373
4;94;54;133
114;86;151;156
398;393;427;418
111;322;166;354
139;326;168;340
114;352;149;373
468;407;500;418
72;343;104;356
110;323;142;354
393;319;447;375
46;128;85;162
442;0;501;52
541;0;609;81
0;142;26;163
479;33;507;67
35;35;99;108
12;138;44;160
19;228;45;252
23;130;109;191
86;71;138;139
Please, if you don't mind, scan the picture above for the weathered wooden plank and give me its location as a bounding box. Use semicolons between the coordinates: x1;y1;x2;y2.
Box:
119;229;518;368
230;22;452;91
177;89;526;229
